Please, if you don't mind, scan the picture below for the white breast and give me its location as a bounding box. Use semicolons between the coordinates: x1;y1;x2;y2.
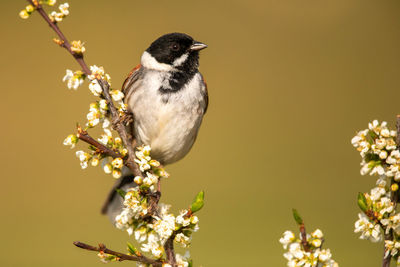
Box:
128;71;206;164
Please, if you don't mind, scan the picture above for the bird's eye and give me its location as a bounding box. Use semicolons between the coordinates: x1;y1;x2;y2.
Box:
172;44;180;51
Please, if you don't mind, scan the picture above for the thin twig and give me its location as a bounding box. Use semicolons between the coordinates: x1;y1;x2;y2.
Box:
299;223;310;252
27;0;141;177
77;126;122;158
73;241;162;266
27;0;90;74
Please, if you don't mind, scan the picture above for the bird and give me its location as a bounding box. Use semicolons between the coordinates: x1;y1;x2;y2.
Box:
101;33;208;221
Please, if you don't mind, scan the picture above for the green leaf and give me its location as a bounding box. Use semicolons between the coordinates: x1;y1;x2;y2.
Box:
188;259;193;267
190;190;205;213
127;242;136;255
116;188;126;199
292;209;303;225
357;192;368;212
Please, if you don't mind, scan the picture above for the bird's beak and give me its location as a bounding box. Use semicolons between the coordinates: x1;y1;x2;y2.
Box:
190;41;208;51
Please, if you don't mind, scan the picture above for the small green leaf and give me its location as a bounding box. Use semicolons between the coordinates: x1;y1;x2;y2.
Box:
127;242;136;255
116;188;126;199
190;190;205;213
188;259;193;267
357;192;368;212
292;209;303;225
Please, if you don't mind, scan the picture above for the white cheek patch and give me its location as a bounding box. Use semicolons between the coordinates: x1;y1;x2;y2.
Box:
141;51;174;72
173;53;189;67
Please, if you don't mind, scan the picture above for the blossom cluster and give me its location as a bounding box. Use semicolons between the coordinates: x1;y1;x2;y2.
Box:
19;4;36;19
87;65;111;96
19;1;60;19
352;120;400;264
70;40;86;55
353;177;396;243
85;65;126;114
86;100;109;128
64;128;129;178
280;229;338;267
62;63;130;179
115;186;199;265
112;147;198;266
351;120;398;178
134;146;170;190
385;240;400;266
49;3;69;22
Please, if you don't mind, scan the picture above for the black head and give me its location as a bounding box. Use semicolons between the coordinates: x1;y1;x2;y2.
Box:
146;33;207;71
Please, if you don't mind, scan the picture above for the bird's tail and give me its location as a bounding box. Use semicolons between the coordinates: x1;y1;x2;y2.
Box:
101;174;136;223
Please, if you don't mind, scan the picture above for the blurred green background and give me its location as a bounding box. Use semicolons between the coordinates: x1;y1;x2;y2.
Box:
2;0;400;266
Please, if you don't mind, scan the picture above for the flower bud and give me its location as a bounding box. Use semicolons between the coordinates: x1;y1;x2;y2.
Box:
311;238;322;248
149;159;160;167
311;229;324;239
25;5;35;13
112;169;122;179
391;183;399;192
91;158;99;166
114;137;122;145
190;215;199;224
134;176;143;185
19;10;29;19
111;157;123;169
103;163;112;174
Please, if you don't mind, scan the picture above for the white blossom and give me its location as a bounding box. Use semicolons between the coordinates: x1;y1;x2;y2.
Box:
75;150;90;169
110;89;124;102
176;210;191;227
141;233;163;258
112;169;121;179
354;213;382;242
89;80;102;96
175;252;191;267
63;134;78;148
280;231;296;249
103;163;112;174
98;129;113;145
62;69;84;90
153;214;176;243
281;228;338;267
175;232;191;247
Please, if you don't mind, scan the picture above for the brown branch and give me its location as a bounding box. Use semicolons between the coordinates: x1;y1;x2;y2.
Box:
163;225;191;267
96;80;142;177
27;0;141;177
164;235;177;266
77;126;122;158
299;223;310;252
27;0;90;75
73;241;162;266
382;115;400;267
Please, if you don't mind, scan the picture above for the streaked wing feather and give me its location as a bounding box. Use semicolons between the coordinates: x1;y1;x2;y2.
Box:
122;64;142;100
200;73;209;114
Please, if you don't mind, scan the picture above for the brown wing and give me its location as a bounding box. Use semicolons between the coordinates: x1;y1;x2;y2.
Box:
122;64;143;103
200;73;209;114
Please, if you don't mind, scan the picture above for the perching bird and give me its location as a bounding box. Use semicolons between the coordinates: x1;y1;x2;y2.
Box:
102;33;208;221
